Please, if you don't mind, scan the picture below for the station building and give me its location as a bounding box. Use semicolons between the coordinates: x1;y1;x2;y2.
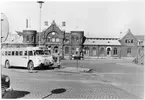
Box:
2;20;144;59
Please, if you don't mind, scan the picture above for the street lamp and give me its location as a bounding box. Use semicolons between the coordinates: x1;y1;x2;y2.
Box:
62;21;66;59
37;1;44;46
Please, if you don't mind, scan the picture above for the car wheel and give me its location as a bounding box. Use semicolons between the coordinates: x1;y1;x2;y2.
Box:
5;60;10;68
27;61;34;70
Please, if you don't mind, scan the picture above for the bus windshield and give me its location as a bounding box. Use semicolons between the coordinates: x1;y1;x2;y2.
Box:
44;50;50;55
34;50;50;55
35;50;44;55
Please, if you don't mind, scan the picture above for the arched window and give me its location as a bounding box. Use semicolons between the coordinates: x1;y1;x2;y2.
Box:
53;46;58;53
65;36;69;43
92;47;96;56
71;36;74;40
113;48;117;55
84;47;90;56
127;48;131;54
65;47;69;54
100;47;105;55
47;37;51;42
76;36;79;41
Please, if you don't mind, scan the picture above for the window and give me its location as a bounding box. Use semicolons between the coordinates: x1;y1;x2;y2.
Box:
8;51;11;56
127;48;131;54
65;37;69;43
28;51;33;56
5;51;8;55
19;51;23;56
65;47;69;54
16;51;18;56
24;51;27;56
52;38;55;42
131;39;133;43
26;36;29;41
76;36;79;41
47;37;51;42
31;36;34;42
92;47;96;56
71;36;74;40
125;39;127;43
113;48;117;55
56;38;60;42
2;51;4;56
12;51;14;55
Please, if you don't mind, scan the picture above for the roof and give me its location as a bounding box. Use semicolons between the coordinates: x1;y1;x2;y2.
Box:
3;34;23;43
134;35;144;41
84;38;121;45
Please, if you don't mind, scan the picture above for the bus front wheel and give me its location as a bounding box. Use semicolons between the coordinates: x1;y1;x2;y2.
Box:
27;61;34;70
5;60;10;68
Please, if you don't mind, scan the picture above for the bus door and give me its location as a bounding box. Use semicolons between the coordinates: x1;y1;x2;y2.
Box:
20;50;29;67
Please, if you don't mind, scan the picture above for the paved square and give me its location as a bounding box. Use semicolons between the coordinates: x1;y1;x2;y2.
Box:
2;59;144;99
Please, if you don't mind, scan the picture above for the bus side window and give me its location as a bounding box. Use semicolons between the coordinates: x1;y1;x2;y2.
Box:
8;51;11;56
33;50;36;55
2;51;4;56
24;51;27;56
16;51;18;56
5;51;7;56
20;51;23;56
12;51;14;56
28;51;33;56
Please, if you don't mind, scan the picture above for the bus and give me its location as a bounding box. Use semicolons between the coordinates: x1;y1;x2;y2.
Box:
1;46;59;70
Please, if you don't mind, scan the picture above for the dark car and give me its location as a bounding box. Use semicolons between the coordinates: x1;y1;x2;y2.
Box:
1;74;13;97
71;54;84;60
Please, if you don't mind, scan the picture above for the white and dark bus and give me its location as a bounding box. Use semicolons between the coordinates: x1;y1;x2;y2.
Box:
1;46;58;70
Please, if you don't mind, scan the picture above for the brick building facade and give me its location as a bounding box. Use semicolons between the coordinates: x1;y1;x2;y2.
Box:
2;21;144;59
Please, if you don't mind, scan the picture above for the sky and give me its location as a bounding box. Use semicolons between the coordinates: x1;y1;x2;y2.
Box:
0;0;145;38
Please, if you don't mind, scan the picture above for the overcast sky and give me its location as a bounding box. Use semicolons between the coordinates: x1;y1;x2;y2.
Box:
0;0;145;37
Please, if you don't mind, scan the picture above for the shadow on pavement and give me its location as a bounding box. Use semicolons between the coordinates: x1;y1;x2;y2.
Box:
9;66;27;70
42;88;66;99
2;90;30;99
8;66;58;71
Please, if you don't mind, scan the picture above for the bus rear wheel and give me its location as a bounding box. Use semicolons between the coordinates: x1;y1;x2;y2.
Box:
5;60;10;68
27;61;34;70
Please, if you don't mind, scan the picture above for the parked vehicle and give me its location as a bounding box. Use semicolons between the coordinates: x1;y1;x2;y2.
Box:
1;74;13;97
1;46;56;70
71;54;84;60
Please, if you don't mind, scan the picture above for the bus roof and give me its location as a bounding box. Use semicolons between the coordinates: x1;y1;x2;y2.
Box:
2;46;48;51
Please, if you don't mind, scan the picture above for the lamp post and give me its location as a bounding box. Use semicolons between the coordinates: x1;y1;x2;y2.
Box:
62;21;66;59
37;1;44;46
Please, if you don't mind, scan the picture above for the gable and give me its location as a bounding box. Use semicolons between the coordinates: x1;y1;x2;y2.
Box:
120;29;138;46
44;20;64;38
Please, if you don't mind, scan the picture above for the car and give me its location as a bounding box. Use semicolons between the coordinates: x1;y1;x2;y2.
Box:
1;74;13;97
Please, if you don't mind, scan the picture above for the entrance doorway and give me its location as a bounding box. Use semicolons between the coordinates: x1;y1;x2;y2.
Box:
53;46;59;53
106;47;111;56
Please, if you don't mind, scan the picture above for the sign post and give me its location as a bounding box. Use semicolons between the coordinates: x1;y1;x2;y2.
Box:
76;48;79;71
